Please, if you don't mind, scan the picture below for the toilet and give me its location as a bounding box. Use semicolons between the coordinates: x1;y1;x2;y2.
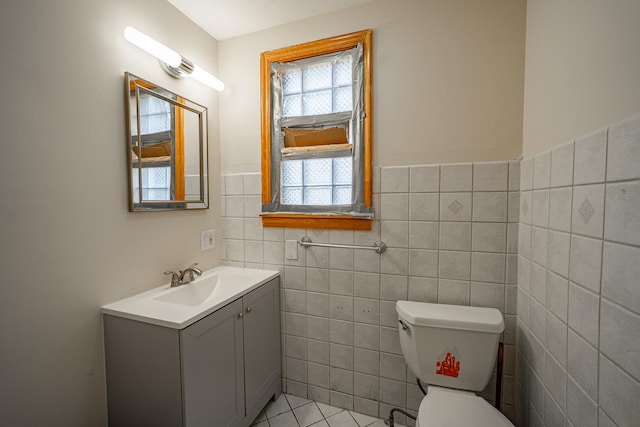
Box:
396;301;513;427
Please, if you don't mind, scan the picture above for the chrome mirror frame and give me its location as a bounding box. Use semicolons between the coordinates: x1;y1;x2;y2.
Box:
125;72;209;211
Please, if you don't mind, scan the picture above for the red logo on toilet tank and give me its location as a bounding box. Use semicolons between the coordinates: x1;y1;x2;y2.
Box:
435;352;460;378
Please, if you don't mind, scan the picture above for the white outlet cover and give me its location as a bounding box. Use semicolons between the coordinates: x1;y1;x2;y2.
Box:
201;230;216;250
285;240;298;260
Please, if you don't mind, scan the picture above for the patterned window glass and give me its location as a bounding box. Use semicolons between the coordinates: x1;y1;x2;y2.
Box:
281;58;352;118
282;157;352;205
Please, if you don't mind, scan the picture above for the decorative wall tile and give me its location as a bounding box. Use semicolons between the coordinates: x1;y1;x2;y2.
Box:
409;164;439;192
440;163;472;192
571;184;605;238
604;180;640;246
439;192;472;221
606;114;640;181
473;161;509;191
520;157;534;191
574;129;607;185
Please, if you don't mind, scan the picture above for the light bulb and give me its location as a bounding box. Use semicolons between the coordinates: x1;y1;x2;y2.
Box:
124;26;181;68
190;65;225;92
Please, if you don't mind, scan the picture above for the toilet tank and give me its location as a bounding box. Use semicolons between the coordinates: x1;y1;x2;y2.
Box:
396;301;504;392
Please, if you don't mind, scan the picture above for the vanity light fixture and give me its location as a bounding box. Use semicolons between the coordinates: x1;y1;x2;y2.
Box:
124;26;224;92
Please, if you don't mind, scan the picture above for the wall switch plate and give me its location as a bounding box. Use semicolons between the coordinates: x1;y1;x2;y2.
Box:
285;240;298;260
200;230;216;250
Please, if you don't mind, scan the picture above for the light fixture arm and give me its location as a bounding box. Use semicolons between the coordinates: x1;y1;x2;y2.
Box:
159;56;194;79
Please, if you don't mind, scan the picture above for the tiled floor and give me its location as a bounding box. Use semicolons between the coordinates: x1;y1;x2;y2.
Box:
251;394;406;427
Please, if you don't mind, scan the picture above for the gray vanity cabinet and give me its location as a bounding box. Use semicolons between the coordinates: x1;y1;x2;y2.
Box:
181;298;245;427
104;277;281;427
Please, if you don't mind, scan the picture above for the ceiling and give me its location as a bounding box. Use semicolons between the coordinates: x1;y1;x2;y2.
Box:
167;0;374;41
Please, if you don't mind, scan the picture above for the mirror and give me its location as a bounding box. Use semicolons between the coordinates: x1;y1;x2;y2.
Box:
125;72;208;211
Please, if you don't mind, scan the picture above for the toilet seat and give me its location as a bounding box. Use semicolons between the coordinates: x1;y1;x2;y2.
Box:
416;386;513;427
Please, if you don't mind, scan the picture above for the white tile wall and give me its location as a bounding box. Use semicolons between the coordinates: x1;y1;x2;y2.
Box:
223;116;640;427
222;161;519;424
516;115;640;427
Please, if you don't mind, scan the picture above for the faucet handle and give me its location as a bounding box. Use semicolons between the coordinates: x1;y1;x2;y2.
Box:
187;263;203;275
164;271;181;287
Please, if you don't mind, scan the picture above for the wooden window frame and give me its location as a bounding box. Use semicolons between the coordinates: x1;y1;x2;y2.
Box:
260;30;373;230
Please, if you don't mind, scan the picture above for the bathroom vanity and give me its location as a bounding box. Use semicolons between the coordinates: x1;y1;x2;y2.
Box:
102;267;281;427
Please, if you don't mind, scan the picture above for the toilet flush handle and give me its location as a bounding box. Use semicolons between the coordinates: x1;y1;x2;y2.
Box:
398;319;410;332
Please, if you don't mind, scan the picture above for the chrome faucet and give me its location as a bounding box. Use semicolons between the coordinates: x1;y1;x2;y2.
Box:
164;263;203;287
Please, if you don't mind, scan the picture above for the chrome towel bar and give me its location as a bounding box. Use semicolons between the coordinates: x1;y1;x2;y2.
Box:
298;236;387;254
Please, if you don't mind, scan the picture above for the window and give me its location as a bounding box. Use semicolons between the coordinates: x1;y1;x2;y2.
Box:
260;30;373;230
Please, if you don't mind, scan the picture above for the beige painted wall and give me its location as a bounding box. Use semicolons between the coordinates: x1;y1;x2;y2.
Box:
0;1;221;425
218;0;526;173
523;0;640;157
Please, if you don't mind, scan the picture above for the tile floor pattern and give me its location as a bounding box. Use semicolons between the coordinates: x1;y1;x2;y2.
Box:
251;394;408;427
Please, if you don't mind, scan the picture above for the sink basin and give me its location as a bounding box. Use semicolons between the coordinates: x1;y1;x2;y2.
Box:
102;266;279;329
154;275;219;306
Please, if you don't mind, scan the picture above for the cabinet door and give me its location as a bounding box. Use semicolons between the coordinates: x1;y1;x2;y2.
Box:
181;298;244;427
242;278;281;413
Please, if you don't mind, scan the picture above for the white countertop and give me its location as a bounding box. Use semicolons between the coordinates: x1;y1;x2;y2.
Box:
101;266;279;329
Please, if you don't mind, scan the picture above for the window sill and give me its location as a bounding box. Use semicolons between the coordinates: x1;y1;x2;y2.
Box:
260;213;372;230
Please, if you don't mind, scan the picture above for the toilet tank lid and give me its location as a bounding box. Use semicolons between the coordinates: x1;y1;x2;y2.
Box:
396;301;504;333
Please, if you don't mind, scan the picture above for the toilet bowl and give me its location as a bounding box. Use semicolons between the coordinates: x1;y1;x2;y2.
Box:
396;301;514;427
415;386;512;426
